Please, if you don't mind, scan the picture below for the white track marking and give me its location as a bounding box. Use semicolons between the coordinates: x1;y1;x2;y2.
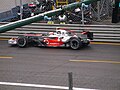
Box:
0;82;98;90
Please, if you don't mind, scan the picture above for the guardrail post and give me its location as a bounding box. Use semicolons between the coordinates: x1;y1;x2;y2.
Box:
68;72;73;90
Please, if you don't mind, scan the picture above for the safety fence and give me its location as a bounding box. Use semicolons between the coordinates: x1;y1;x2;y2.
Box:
0;22;120;42
0;4;28;22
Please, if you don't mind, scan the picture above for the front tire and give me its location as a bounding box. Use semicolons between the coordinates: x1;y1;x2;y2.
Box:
70;38;82;50
17;36;28;47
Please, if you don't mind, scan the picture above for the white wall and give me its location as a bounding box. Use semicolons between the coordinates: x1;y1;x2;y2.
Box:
0;0;31;13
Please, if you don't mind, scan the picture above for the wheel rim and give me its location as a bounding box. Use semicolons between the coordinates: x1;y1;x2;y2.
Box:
17;37;26;47
70;39;80;49
71;41;78;47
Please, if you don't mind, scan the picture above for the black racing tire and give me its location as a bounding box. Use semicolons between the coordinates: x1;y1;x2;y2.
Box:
17;36;28;47
70;38;82;50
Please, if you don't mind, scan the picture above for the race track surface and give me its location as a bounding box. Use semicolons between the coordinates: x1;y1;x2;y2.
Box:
0;40;120;90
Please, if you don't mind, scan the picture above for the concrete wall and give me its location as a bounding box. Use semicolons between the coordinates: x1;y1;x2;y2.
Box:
0;0;31;13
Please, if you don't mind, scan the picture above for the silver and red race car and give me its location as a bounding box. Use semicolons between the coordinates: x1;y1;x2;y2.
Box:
8;28;93;50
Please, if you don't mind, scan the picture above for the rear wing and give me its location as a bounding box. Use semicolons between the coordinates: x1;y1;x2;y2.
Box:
82;31;93;40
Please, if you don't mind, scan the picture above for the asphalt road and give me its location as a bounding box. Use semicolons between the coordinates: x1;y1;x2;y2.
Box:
0;40;120;90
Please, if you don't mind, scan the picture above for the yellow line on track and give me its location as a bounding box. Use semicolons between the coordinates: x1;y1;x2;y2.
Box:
69;60;120;64
0;38;10;40
91;42;120;46
0;56;13;59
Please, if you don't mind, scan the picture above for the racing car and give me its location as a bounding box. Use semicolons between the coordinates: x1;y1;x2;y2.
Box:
8;28;93;50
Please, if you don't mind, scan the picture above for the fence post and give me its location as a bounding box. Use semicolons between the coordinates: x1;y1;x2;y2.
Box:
20;0;23;20
68;72;73;90
97;1;101;21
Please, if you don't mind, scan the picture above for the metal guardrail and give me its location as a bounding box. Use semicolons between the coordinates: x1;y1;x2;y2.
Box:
0;22;120;42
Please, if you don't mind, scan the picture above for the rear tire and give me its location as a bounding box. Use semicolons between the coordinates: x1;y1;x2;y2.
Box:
17;36;28;47
70;38;82;50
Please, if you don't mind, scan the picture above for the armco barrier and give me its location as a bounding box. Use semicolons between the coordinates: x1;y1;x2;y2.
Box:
0;22;120;42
